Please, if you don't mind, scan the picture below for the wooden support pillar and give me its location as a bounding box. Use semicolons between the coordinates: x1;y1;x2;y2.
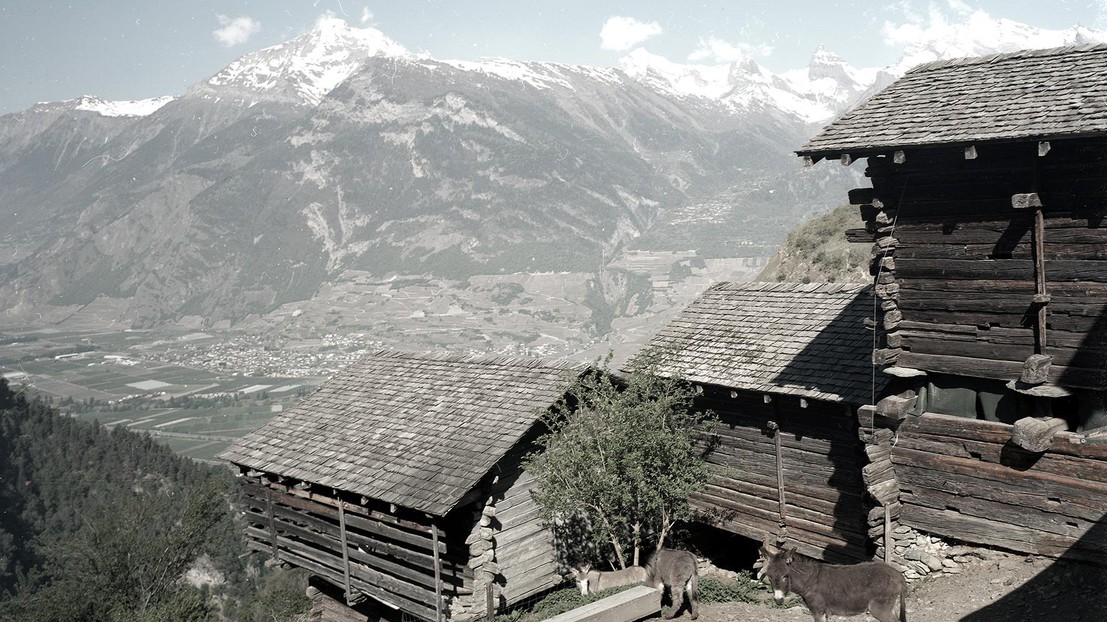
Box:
266;488;279;560
767;419;787;539
884;505;892;564
338;500;353;605
486;583;495;620
1013;192;1048;353
1032;207;1047;352
432;523;444;622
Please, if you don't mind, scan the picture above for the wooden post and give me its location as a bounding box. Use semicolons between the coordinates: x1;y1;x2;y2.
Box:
432;523;444;622
1032;207;1047;353
486;583;494;619
767;420;787;535
265;488;279;560
1013;192;1048;353
883;505;892;564
338;500;353;605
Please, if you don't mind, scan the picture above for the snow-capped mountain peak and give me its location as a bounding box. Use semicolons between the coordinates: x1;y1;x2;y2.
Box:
886;15;1107;75
617;45;862;123
202;17;411;106
618;48;734;99
68;95;175;117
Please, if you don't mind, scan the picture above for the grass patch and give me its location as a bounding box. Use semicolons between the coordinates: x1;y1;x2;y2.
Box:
698;571;765;603
492;584;637;622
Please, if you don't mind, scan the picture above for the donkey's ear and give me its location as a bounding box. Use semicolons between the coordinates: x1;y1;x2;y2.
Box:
783;546;796;563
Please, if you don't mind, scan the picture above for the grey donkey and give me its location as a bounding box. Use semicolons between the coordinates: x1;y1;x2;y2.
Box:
759;535;907;622
570;563;649;596
645;548;700;619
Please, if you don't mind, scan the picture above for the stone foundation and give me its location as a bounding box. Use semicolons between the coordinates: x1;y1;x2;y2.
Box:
875;526;990;582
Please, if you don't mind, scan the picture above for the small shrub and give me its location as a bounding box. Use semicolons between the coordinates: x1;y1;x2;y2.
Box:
698;571;764;603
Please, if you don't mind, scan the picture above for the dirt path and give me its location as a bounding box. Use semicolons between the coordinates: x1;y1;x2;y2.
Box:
690;550;1107;622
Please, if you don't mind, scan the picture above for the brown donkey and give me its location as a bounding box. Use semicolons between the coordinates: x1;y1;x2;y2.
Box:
759;536;907;622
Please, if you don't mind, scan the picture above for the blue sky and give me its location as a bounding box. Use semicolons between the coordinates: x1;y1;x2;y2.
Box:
1;1;1106;115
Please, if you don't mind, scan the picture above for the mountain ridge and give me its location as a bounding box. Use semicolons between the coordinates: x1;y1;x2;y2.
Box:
2;17;1104;337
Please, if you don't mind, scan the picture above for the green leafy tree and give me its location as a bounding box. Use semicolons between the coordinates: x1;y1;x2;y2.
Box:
4;479;226;621
525;349;716;568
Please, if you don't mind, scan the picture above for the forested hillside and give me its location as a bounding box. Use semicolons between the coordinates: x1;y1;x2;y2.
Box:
0;378;309;621
756;203;871;284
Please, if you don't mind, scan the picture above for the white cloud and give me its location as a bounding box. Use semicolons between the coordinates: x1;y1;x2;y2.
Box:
688;36;773;63
600;16;662;51
880;2;964;48
360;7;373;25
1095;0;1107;29
213;14;261;47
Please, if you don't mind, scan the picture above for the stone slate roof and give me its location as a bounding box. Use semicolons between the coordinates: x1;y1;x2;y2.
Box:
643;282;877;404
798;44;1107;158
219;351;586;517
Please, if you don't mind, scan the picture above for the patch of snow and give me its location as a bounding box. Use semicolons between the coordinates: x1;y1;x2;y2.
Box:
618;48;733;99
885;15;1107;76
72;95;174;117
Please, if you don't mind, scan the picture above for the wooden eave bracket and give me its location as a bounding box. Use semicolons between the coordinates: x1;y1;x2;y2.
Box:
1011;193;1043;209
883;366;927;378
1011;416;1068;453
875;394;918;421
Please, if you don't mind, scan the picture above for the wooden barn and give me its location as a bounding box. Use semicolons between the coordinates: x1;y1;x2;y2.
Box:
796;44;1107;565
219;351;588;621
642;282;881;563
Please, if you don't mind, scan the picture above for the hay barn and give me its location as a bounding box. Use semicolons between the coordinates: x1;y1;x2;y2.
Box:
643;281;880;562
797;44;1107;566
219;351;588;620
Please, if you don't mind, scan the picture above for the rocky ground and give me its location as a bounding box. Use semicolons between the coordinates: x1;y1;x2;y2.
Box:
686;550;1107;622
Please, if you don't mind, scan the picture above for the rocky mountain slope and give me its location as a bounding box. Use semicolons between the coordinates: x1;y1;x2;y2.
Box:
1;17;1101;334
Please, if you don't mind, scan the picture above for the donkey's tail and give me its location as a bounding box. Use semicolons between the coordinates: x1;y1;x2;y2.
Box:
899;587;907;622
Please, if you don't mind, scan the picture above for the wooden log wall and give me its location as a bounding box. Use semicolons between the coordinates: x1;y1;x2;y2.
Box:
846;140;1107;390
889;413;1107;565
691;386;870;563
492;463;561;606
451;441;562;617
240;476;467;622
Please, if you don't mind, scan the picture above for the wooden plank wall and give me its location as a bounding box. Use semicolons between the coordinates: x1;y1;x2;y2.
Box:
493;463;562;605
691;387;870;563
849;141;1107;390
890;414;1107;565
241;478;469;621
